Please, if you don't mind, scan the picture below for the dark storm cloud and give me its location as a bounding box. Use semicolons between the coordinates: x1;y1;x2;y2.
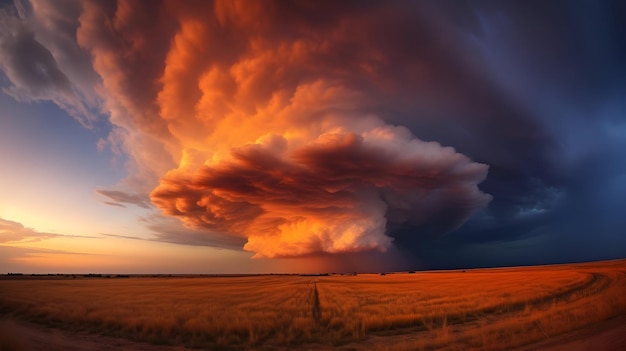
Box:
397;0;626;268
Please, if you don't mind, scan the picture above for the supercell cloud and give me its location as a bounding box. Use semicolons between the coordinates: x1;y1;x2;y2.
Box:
71;0;493;258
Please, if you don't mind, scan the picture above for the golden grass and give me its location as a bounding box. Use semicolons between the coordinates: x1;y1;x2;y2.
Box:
1;259;625;350
0;276;318;348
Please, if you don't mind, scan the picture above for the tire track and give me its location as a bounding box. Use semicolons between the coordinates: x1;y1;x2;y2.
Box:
366;272;610;335
308;279;321;325
336;270;619;351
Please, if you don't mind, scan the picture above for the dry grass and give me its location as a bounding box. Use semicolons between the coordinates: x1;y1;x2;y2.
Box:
0;259;625;350
316;268;588;337
0;275;318;348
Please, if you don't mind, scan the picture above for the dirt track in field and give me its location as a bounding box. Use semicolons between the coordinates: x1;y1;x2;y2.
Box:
2;314;625;351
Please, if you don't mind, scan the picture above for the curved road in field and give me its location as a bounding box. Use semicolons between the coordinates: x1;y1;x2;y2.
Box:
514;315;626;351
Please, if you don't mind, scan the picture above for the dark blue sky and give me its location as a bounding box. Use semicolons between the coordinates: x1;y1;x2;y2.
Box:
384;0;626;268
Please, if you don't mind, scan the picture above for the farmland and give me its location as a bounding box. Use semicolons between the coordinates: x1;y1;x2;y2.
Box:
1;259;625;350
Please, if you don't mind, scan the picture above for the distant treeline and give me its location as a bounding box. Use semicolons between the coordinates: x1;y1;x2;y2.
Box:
2;273;131;278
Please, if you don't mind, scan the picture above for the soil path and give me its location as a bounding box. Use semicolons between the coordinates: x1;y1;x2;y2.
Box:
0;318;182;351
513;315;626;351
2;315;625;351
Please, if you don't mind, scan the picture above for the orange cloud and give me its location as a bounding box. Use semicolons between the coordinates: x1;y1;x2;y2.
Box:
152;121;491;258
66;1;493;257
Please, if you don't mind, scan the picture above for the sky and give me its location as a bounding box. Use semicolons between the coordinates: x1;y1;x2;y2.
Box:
1;0;625;274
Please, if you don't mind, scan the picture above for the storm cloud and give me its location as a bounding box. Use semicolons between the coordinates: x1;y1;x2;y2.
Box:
71;0;495;258
152;124;491;257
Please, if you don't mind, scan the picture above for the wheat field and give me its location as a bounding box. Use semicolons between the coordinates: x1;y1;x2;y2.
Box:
1;259;625;350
